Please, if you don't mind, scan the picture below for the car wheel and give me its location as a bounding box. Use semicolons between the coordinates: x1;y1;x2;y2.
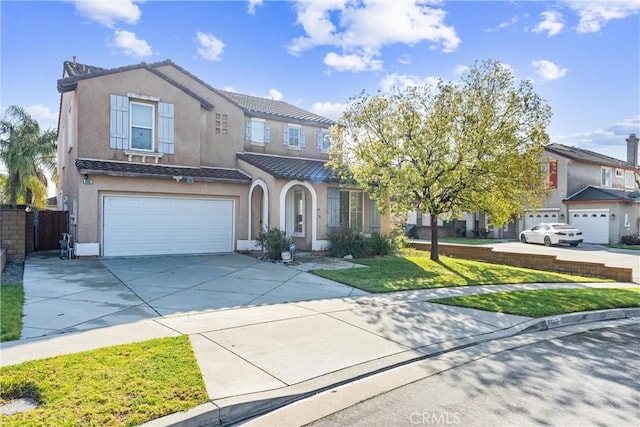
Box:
544;236;551;247
570;242;579;247
520;234;527;243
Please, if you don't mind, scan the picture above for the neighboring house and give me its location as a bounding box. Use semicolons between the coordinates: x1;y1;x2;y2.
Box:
521;136;640;244
56;59;388;257
406;135;640;244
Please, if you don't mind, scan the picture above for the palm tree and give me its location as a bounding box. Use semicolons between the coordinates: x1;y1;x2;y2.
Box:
0;105;57;208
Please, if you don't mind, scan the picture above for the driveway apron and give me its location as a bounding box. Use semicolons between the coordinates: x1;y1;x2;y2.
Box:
19;252;361;339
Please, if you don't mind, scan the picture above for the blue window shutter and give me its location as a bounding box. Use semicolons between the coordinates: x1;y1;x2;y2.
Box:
110;94;129;149
369;198;381;234
327;187;340;232
245;120;251;142
283;126;289;145
300;129;306;147
158;102;175;154
264;123;270;143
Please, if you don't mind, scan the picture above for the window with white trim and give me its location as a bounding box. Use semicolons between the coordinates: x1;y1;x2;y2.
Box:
625;170;635;188
109;94;174;155
245;118;270;144
130;102;154;151
283;124;305;148
340;190;363;232
601;167;612;187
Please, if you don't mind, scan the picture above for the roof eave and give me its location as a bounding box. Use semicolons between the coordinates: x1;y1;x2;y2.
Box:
76;168;251;184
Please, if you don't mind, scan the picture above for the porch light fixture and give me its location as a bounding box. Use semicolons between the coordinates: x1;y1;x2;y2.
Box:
611;214;615;220
560;213;565;220
173;176;183;182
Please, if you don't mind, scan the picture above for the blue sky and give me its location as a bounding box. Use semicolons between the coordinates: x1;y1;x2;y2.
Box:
1;0;639;163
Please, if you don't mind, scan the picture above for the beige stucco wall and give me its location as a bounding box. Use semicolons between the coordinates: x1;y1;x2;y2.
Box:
74;173;249;252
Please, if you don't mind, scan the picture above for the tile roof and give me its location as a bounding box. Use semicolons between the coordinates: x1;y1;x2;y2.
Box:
237;152;338;182
75;158;251;184
546;143;638;170
218;90;334;127
564;185;640;203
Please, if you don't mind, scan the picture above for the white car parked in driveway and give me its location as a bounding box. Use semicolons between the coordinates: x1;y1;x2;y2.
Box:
519;223;583;247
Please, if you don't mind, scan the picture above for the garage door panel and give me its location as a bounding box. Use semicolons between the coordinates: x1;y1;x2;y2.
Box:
569;210;609;244
104;196;234;256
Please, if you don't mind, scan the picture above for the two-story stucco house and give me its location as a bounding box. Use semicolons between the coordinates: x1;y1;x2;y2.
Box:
56;59;388;257
522;135;640;244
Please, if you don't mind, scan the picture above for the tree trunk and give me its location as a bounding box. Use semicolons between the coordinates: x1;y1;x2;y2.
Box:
430;214;439;262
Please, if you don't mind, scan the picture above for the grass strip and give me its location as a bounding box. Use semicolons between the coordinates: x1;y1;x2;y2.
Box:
312;252;609;293
0;336;208;426
0;285;24;342
431;287;640;318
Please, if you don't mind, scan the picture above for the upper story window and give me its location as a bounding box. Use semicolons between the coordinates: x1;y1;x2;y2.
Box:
110;94;175;158
130;102;154;151
216;113;228;135
625;170;635;188
245;118;270;144
316;129;330;152
283;124;305;149
601;167;612;187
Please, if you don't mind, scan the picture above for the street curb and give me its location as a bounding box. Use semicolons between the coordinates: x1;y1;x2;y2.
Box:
144;308;640;427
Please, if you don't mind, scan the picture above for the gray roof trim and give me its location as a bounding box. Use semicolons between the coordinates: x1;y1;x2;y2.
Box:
75;158;251;184
57;60;214;111
546;143;639;170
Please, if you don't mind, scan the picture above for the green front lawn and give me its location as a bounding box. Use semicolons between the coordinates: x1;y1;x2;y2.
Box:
431;287;640;318
312;251;608;293
0;336;208;426
604;244;640;251
0;285;24;342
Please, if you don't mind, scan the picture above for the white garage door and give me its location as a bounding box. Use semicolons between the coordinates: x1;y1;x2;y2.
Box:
524;211;559;230
103;196;234;256
569;210;609;244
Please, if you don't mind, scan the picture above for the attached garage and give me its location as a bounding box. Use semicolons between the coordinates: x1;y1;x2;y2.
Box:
524;210;559;230
103;195;234;256
569;209;609;244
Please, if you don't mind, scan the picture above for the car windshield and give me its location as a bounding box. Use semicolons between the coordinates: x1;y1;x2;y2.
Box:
551;224;575;230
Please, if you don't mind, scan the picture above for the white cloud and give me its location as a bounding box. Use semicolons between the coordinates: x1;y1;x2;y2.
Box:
563;0;640;33
268;89;283;101
323;52;383;72
531;59;568;81
26;104;58;131
288;0;460;72
532;10;564;36
311;101;348;120
73;0;142;28
553;115;640;162
486;15;519;33
398;54;411;65
109;30;153;58
247;0;263;15
452;64;469;76
379;73;440;92
196;32;225;62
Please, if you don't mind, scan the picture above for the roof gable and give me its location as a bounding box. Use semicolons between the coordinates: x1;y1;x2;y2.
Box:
564;185;640;203
546;143;638;170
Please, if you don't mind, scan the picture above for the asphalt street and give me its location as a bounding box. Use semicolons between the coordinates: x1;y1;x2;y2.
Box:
307;323;640;427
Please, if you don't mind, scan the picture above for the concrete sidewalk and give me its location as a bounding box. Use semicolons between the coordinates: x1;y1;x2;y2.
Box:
2;280;638;426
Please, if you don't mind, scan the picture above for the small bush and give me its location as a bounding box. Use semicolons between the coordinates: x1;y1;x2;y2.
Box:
620;235;640;245
256;228;292;260
328;226;396;258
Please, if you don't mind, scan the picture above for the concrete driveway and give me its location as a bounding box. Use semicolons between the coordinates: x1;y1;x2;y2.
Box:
20;252;366;339
490;241;640;283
